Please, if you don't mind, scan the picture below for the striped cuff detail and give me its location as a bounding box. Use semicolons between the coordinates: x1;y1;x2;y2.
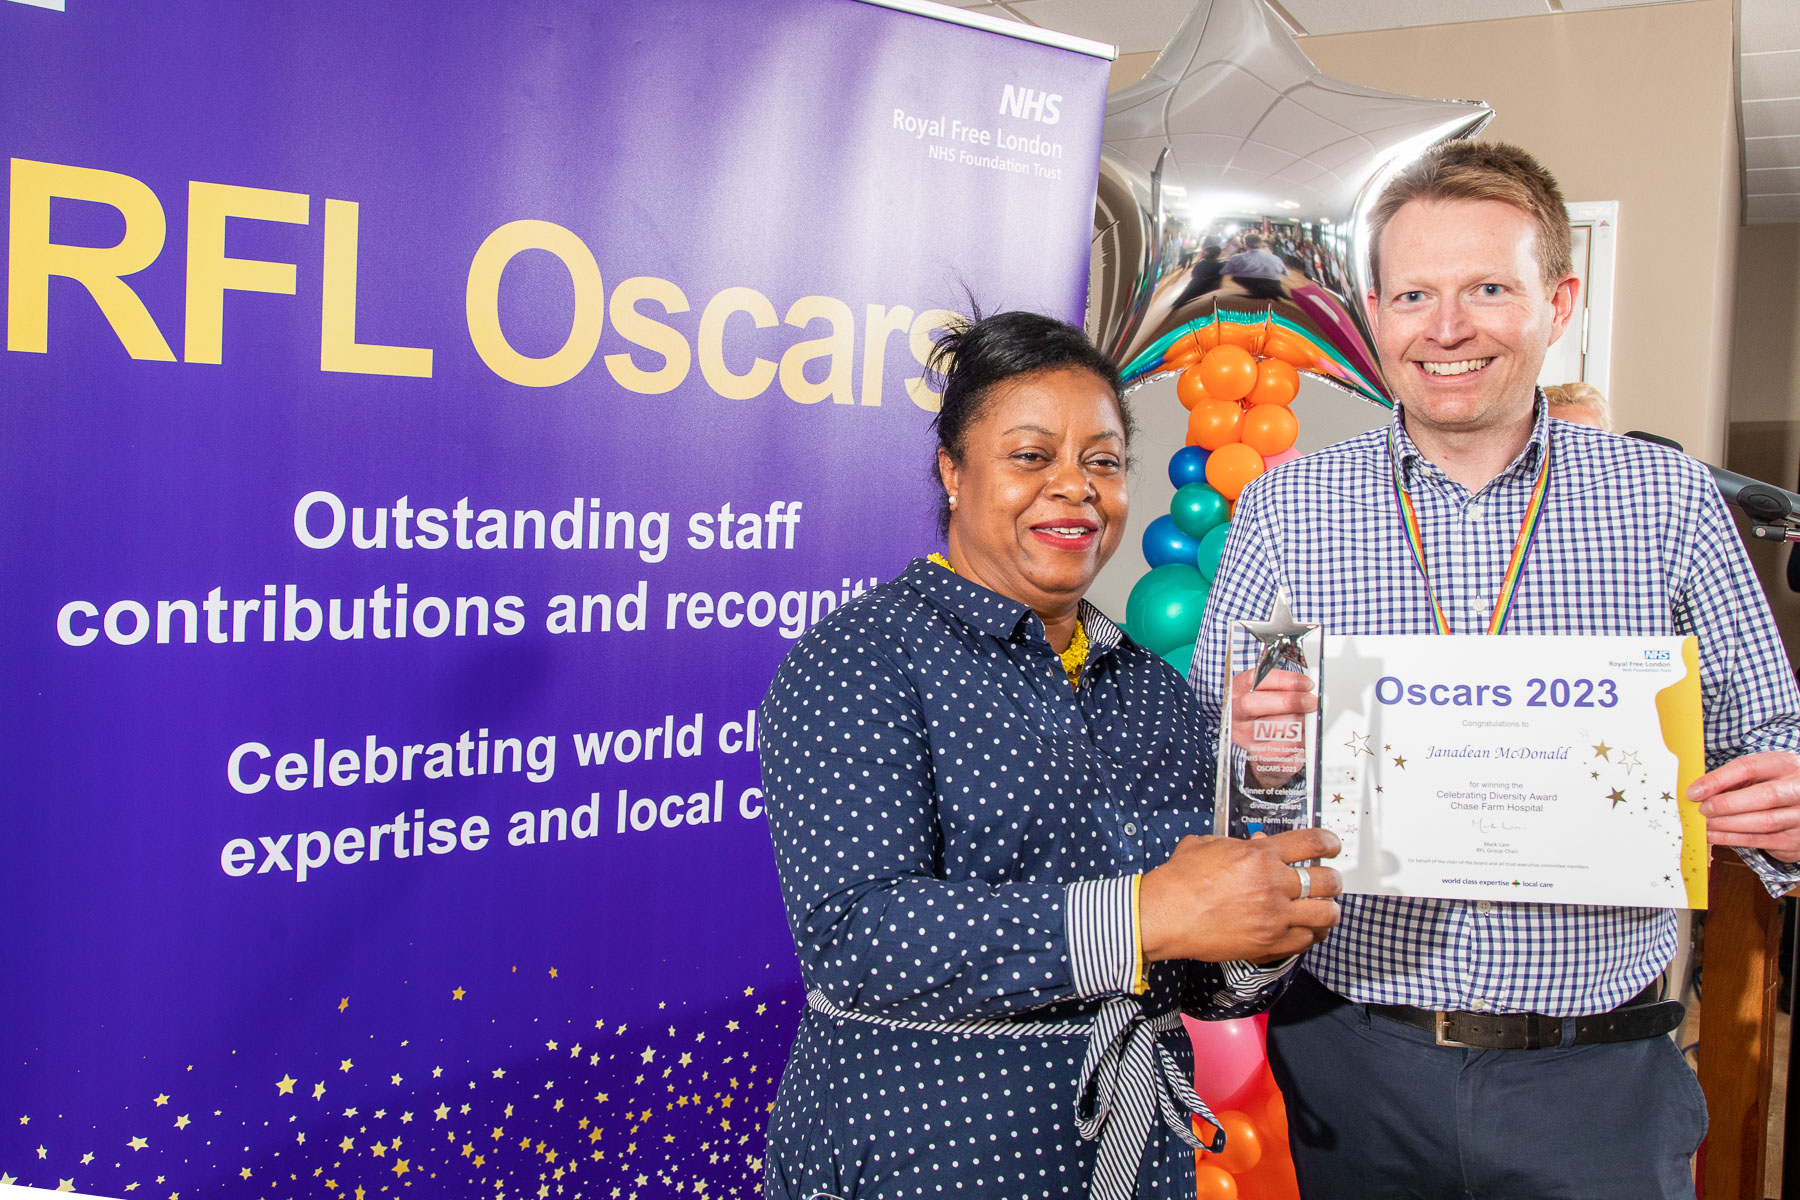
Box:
1219;957;1295;1000
1066;876;1141;999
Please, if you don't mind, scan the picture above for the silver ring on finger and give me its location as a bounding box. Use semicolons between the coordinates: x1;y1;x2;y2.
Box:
1294;864;1312;900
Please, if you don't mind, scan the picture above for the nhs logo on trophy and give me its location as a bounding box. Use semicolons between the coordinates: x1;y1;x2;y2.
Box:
1215;588;1324;839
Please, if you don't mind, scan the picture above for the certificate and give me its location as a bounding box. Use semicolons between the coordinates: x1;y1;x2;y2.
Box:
1317;635;1707;909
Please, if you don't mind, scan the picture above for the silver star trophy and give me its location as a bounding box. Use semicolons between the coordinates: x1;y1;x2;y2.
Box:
1214;587;1325;839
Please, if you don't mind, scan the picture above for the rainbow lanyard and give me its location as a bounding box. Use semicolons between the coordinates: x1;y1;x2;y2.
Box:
1387;425;1552;636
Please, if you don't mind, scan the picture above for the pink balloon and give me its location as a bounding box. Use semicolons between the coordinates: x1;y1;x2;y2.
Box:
1261;447;1301;469
1184;1015;1268;1112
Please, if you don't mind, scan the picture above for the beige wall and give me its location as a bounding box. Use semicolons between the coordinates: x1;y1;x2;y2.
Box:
1294;0;1741;460
1726;224;1800;661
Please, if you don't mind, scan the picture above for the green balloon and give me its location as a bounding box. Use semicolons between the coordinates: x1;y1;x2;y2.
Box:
1170;482;1229;540
1125;564;1210;654
1160;645;1192;676
1196;522;1232;581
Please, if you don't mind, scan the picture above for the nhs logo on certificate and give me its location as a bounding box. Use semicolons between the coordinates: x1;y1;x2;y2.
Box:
1317;635;1706;909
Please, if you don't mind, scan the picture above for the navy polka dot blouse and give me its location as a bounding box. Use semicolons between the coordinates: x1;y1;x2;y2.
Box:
758;560;1282;1199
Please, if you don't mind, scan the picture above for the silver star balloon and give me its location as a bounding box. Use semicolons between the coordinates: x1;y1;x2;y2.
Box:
1241;587;1317;689
1088;0;1492;404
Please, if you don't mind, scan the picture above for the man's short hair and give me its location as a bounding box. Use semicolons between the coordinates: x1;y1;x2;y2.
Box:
1368;140;1572;293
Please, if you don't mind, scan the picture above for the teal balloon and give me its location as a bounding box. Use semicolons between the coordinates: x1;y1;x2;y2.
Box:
1160;646;1192;676
1125;564;1210;654
1143;514;1202;569
1170;482;1229;539
1196;522;1232;580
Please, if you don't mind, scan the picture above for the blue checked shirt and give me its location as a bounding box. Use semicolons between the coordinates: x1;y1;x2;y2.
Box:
1192;401;1800;1017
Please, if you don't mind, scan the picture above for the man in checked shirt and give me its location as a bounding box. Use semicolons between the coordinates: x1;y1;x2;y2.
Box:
1192;140;1800;1199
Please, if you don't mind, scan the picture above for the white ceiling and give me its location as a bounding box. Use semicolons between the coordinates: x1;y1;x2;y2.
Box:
942;0;1798;224
1743;0;1800;223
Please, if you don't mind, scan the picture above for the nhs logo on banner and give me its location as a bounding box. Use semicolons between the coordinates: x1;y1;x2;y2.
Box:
4;0;66;10
999;83;1061;124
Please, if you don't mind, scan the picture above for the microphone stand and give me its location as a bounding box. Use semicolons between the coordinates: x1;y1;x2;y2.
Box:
1625;431;1800;544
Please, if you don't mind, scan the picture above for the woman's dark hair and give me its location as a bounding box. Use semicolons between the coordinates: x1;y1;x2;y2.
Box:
924;309;1129;537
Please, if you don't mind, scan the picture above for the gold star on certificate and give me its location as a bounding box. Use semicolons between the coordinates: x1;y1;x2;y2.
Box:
1240;588;1318;688
1608;788;1627;808
276;1075;297;1096
1592;741;1612;760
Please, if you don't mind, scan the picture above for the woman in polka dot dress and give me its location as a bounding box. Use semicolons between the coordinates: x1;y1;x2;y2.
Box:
759;311;1343;1200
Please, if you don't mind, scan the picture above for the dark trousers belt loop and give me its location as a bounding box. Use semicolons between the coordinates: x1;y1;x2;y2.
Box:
1364;982;1684;1050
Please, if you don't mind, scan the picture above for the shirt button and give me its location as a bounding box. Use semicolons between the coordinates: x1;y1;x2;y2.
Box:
1476;900;1493;914
1469;998;1490;1013
1123;822;1138;837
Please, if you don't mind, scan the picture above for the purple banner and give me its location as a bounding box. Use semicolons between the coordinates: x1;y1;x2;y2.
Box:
0;1;1107;1195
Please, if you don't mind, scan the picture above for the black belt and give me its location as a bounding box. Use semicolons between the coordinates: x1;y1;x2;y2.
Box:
1365;982;1684;1050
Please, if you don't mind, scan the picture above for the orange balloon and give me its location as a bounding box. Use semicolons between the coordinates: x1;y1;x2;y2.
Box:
1208;1111;1264;1175
1260;328;1312;368
1186;398;1244;451
1206;442;1264;500
1176;366;1212;410
1193;1163;1239;1200
1262;1091;1290;1146
1199;345;1258;402
1241;404;1299;456
1249;357;1300;407
1222;318;1269;354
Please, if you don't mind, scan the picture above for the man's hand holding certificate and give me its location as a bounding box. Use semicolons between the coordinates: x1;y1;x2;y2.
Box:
1311;634;1706;908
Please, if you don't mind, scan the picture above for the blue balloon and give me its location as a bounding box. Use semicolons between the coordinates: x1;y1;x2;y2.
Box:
1196;522;1232;581
1168;445;1210;490
1143;514;1202;569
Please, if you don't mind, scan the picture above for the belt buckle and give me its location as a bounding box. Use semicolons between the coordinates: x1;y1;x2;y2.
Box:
1433;1012;1474;1049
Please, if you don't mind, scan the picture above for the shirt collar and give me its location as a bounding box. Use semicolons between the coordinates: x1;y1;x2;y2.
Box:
1390;389;1551;488
901;558;1126;663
